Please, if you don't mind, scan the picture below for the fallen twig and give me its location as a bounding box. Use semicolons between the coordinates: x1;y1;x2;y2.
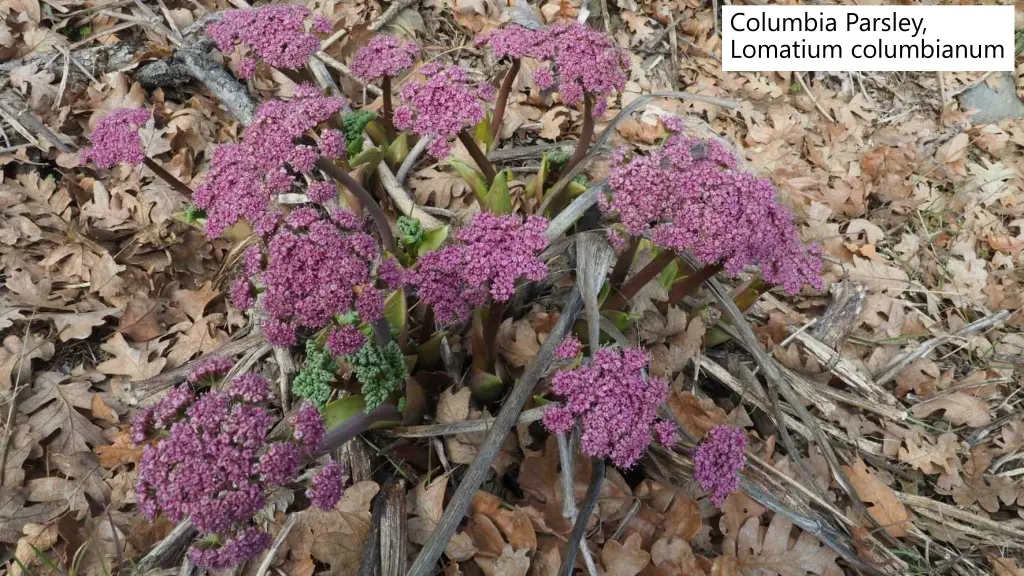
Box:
557;458;604;576
874;310;1010;386
255;514;297;576
388;406;548;438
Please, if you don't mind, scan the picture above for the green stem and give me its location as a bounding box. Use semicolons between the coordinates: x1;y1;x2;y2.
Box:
603;250;675;312
316;157;396;253
143;157;193;199
382;75;396;141
490;59;521;142
457;129;497;186
483;299;504;370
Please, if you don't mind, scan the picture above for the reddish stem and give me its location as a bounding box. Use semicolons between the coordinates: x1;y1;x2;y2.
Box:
666;263;723;307
382;75;396;141
316;157;396;253
608;236;640;293
482;299;504;371
562;95;594;177
457;129;497;186
603;250;675;311
143;157;193;199
490;59;521;142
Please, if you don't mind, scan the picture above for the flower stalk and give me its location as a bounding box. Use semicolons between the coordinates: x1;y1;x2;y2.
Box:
603;249;675;311
457;129;497;186
381;76;396;141
316;157;396;253
143;157;194;199
562;95;594;177
490;59;521;142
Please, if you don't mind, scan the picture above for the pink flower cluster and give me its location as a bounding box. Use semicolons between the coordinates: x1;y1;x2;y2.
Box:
538;21;630;114
601;123;823;294
555;336;582;359
133;362;342;569
207;5;331;79
693;425;747;507
393;63;493;158
81;108;150;169
476;24;552;61
410;213;548;324
234;207;384;348
542;347;675;469
350;34;420;81
193;87;347;237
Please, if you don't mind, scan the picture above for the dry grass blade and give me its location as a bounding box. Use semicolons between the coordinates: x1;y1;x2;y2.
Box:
576;232;615;350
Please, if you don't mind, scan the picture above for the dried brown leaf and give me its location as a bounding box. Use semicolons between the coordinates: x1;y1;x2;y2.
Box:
840;458;911;538
19;372;107;454
910;392;991;428
279;481;379;576
727;514;843;576
601;533;650;576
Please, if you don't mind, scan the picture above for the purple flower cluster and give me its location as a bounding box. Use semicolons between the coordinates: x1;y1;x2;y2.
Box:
542;347;674;469
133;368;344;569
207;5;331;79
307;460;345;509
393;63;493;158
538;21;630;115
234;208;384;348
476;24;552;61
81;108;150;169
193;88;347;237
555;336;581;359
410;213;548;324
693;425;747;507
350;35;419;81
601;124;823;294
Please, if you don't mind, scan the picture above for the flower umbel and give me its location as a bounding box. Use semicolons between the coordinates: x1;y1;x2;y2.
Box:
601;123;823;294
207;5;331;78
133;372;342;569
193;88;347;237
81;108;150;169
693;425;747;507
410;213;549;324
542;347;672;469
539;21;630;115
476;24;552;61
393;64;492;158
350;35;419;82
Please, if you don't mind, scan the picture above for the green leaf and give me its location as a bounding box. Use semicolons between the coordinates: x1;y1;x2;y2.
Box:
322;395;365;429
658;257;680;292
321;395;399;431
475;112;494;151
386;132;410;166
384;288;407;334
350;145;384;171
704;326;732;348
416;225;450;256
364;119;388;146
483;169;512;214
469;368;505;402
447;158;488;200
601;309;634;333
527;152;550;199
567;180;589;197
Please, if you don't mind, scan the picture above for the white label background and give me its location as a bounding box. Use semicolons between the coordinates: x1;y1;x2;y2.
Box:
722;6;1013;72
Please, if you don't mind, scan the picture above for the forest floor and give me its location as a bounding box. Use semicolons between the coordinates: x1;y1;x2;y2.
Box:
1;0;1024;575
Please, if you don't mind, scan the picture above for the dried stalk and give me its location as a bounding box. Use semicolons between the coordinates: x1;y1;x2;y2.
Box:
380;480;408;576
557;458;604;576
255;515;297;576
389;406;548;438
406;290;583;576
874;310;1009;386
137;520;197;572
